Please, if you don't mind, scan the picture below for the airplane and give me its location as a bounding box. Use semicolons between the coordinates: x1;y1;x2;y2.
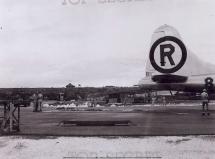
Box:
0;24;215;103
84;24;215;101
138;24;215;94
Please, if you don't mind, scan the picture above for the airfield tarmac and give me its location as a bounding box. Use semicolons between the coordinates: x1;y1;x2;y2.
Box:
1;135;215;159
17;103;215;136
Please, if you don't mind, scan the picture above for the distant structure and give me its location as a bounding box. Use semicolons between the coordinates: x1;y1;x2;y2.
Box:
105;86;116;88
66;83;75;88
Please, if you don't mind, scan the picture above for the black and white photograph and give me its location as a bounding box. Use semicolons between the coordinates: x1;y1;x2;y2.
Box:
0;0;215;158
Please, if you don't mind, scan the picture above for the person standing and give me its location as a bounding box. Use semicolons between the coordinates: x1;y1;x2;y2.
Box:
37;92;43;112
151;96;156;106
201;89;209;116
32;93;38;112
162;96;166;106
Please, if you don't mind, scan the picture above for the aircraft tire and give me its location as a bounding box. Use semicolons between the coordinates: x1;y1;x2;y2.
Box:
205;77;213;84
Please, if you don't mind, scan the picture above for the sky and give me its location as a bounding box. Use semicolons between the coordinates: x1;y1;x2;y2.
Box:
0;0;215;87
